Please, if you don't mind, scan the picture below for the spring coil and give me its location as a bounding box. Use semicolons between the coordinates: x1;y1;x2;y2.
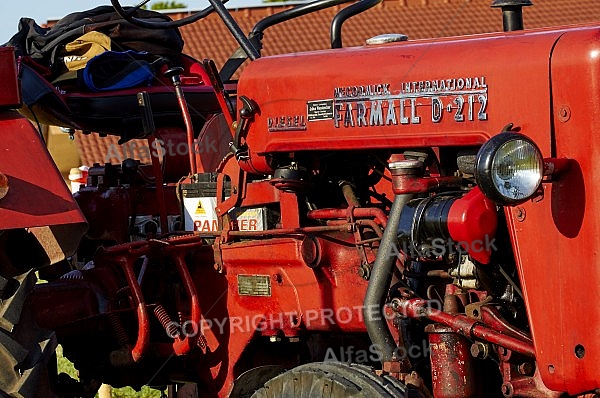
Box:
197;334;207;350
60;270;84;280
154;305;180;338
180;311;207;350
108;313;129;347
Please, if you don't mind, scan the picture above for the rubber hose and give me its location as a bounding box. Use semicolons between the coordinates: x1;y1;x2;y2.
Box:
363;193;413;362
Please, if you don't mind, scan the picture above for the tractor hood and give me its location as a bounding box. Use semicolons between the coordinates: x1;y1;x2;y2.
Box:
237;27;564;173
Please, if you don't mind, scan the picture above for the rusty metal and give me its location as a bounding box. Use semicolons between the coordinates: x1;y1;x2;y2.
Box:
470;342;490;359
426;324;479;398
392;174;463;195
479;305;533;343
340;181;361;207
307;207;388;228
396;298;536;357
499;355;563;398
389;159;463;195
224;224;351;238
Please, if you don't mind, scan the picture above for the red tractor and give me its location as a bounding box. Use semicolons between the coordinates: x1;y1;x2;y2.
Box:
0;0;597;396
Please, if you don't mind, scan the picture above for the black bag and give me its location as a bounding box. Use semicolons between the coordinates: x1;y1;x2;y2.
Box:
3;6;184;79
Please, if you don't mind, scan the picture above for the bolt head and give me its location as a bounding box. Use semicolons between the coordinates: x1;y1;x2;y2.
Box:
470;342;489;359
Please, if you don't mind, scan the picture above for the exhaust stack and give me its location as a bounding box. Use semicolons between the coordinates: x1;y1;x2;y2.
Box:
491;0;533;32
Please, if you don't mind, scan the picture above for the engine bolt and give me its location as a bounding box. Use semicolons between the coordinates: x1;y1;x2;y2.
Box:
501;382;514;397
358;263;371;280
515;207;526;222
389;298;402;312
470;342;489;359
557;105;571;123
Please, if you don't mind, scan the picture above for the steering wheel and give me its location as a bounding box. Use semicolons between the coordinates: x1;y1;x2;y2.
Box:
110;0;227;29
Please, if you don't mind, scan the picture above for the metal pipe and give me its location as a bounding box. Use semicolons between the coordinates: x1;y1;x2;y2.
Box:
363;193;413;362
340;181;361;207
491;0;533;32
331;0;383;48
206;0;260;60
252;0;355;40
117;255;150;362
400;298;536;357
307;207;387;228
174;84;197;176
225;224;349;237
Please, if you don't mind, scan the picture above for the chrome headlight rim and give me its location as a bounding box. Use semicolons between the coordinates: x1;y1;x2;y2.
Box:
475;132;543;206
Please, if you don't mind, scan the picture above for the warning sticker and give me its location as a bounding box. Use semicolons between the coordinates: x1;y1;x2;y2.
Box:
184;197;218;232
307;100;334;121
184;196;267;232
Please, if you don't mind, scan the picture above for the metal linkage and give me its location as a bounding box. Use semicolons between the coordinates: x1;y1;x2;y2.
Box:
331;0;383;48
97;236;206;363
391;297;535;357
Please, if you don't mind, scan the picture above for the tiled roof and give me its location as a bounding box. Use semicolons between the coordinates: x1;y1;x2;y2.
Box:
76;132;149;165
176;0;600;69
75;0;600;166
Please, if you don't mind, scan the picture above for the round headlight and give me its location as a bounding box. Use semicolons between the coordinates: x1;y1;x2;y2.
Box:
475;132;543;205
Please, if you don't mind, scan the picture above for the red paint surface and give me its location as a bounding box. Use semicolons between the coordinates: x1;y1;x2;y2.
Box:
0;113;86;229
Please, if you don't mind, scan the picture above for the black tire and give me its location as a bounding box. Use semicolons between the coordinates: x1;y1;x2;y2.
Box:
250;362;408;398
0;270;57;398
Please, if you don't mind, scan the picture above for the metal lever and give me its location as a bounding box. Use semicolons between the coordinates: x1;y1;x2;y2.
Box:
230;96;258;161
165;67;197;176
137;92;155;137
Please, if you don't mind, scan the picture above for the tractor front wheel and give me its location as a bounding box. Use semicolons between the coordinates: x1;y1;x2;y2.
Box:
250;362;419;398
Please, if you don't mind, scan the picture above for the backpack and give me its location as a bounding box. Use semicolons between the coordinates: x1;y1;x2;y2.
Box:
3;6;184;80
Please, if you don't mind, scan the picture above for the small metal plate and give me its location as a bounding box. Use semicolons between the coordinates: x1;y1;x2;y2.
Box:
238;275;272;297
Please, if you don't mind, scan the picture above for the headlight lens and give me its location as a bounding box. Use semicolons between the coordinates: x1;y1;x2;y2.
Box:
475;133;543;205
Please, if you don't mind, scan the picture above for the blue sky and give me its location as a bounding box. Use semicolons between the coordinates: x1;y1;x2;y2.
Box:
1;0;259;44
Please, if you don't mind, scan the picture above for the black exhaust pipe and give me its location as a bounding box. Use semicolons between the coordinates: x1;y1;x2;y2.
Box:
491;0;533;32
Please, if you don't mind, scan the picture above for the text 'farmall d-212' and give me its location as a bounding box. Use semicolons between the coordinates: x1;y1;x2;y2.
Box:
0;0;598;396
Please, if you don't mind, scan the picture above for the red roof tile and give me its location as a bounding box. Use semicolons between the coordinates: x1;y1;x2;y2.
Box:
175;0;600;69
